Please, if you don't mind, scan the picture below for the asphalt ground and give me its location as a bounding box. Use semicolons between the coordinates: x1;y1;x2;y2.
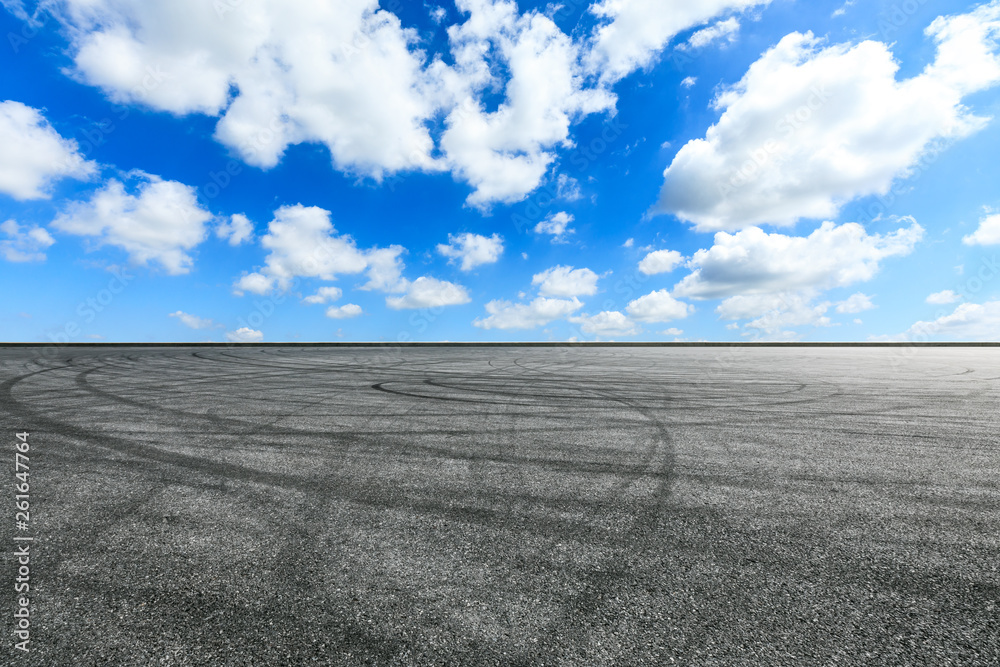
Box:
1;345;998;665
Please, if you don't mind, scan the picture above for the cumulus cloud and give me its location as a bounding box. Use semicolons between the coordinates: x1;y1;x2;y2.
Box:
226;327;263;342
626;289;693;322
326;303;363;319
638;249;684;275
673;220;923;299
385;276;471;309
879;300;1000;341
437;0;614;205
361;246;409;293
835;292;875;313
52;172;213;274
586;0;770;82
473;295;582;330
0;219;55;262
534;211;575;241
657;3;1000;230
437;232;504;270
216;213;254;246
963;213;1000;245
53;0;439;178
532;265;600;297
680;17;740;51
169;311;219;330
0;100;97;200
927;290;961;304
570;310;640;337
232;204;405;295
717;292;833;336
302;286;344;305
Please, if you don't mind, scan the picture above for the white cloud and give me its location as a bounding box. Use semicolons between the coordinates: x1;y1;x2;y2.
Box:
52;172;213;275
233;272;275;297
680;17;740;51
657;3;1000;231
232;204;407;295
385;276;471;309
534;211;575;240
626;289;693;322
638;248;684;275
326;303;363;319
56;0;439;178
437;0;614;205
216;213;254;246
661;327;683;336
302;286;344;305
437;232;504;270
226;327;264;342
835;292;875;313
0;100;97;200
361;246;409;293
473;295;582;330
680;76;697;88
623;237;634;248
674;220;923;299
532;265;599;297
927;289;961;304
570;310;640;337
885;300;1000;341
963;213;1000;245
586;0;770;82
0;219;55;262
717;292;832;336
169;311;219;330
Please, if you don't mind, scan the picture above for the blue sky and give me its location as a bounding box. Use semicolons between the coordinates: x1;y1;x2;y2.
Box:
2;0;1000;342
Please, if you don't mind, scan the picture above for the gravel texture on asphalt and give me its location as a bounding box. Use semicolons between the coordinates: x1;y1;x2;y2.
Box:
0;345;998;666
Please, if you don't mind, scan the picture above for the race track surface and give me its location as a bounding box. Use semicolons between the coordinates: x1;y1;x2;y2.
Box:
1;346;998;665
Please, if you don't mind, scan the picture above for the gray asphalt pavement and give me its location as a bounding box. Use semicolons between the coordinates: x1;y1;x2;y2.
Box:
1;345;998;665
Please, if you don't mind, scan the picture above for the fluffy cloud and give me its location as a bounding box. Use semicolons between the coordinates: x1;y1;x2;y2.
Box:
0;100;97;200
52;172;213;274
232;205;404;295
626;289;693;322
657;3;1000;230
717;292;833;336
216;213;254;246
927;290;961;304
570;310;640;337
680;17;740;51
586;0;770;81
226;327;264;342
532;265;600;297
534;211;575;240
835;292;875;313
880;300;1000;341
385;276;471;309
0;220;55;262
55;0;438;178
963;213;1000;246
169;311;219;330
673;220;923;299
473;295;582;330
302;286;344;305
326;304;363;319
437;0;614;205
437;232;504;270
638;249;684;275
